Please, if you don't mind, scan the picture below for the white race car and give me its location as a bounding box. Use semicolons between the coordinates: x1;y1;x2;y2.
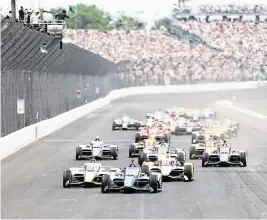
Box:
63;162;121;188
160;158;194;182
76;141;118;160
202;146;247;167
129;142;145;157
112;116;140;130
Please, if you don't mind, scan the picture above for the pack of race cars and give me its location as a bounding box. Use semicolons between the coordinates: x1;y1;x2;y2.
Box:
62;107;247;193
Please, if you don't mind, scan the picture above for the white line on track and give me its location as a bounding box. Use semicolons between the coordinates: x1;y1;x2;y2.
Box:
59;190;83;193
58;199;78;202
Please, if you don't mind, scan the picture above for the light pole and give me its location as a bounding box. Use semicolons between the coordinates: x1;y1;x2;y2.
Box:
11;0;16;19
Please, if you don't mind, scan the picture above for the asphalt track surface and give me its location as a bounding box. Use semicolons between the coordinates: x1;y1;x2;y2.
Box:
2;87;267;219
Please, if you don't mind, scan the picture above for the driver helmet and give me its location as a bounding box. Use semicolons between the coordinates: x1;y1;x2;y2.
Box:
95;136;100;141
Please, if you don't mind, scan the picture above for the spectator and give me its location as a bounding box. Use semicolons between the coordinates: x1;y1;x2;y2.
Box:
26;9;32;25
55;9;69;21
19;6;24;21
30;11;40;29
43;8;53;22
42;8;53;33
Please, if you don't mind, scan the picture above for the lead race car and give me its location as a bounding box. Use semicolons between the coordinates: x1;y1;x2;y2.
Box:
63;161;121;188
101;161;162;193
76;140;118;160
112;115;140;130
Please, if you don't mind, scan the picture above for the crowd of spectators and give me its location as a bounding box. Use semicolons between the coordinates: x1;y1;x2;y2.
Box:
4;4;267;85
198;4;267;14
64;11;267;85
173;3;267;14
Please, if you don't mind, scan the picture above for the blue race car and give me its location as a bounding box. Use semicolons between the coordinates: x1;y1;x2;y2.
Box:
101;161;162;193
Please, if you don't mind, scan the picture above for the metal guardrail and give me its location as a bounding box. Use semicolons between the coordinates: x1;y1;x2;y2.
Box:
17;20;67;37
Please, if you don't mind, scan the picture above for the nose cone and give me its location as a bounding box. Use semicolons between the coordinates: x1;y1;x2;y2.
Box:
85;173;95;182
161;166;171;176
220;155;228;162
92;148;101;156
124;176;135;187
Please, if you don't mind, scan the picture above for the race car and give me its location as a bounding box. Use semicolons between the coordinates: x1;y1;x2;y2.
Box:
135;127;149;143
204;108;216;118
160;159;194;182
138;142;169;165
101;162;162;193
112;115;140;130
76;141;118;160
165;106;185;117
129;142;145;157
139;148;158;164
202;145;247;167
154;130;170;143
192;129;225;144
174;120;202;135
141;157;194;182
169;147;187;162
189;142;206;159
63;161;120;188
222;119;240;137
146;109;167;121
189;140;220;159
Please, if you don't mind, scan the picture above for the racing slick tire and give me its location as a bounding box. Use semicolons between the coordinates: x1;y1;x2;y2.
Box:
129;144;135;157
184;164;193;182
76;147;82;160
63;170;72;188
202;152;209;167
138;152;147;166
189;146;197;159
240;152;247;167
141;164;149;174
177;152;185;165
191;133;197;143
110;147;118;160
135;133;141;143
101;175;111;193
149;174;159;193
